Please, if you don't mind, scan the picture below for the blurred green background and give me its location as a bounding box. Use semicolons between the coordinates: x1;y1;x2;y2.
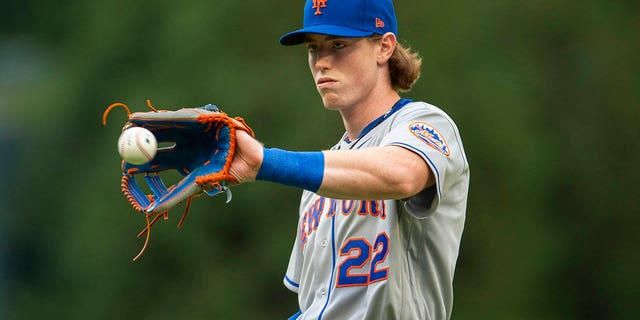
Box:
1;0;638;319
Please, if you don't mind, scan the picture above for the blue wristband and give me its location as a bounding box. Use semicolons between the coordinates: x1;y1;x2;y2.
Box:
256;148;325;192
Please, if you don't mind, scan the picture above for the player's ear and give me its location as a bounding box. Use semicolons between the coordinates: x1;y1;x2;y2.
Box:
377;32;397;65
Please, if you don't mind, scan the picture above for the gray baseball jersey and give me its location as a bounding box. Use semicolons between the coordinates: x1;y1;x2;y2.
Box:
284;99;469;320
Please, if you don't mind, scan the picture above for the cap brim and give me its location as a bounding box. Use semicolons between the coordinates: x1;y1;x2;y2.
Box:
279;25;375;46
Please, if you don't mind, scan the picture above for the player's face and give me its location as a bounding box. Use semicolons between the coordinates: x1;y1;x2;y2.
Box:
305;34;382;112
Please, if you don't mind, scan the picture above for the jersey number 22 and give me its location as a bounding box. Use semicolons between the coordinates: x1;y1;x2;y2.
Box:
337;232;389;287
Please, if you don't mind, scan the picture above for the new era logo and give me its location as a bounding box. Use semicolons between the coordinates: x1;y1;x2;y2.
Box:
375;17;385;28
313;0;328;15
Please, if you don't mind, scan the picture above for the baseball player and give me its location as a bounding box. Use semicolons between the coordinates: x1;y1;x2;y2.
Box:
229;0;469;319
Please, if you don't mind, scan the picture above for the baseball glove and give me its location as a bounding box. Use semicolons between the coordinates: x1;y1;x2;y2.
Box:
103;100;254;260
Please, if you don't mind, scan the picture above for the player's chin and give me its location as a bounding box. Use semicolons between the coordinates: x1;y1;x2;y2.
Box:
321;99;342;111
318;91;343;110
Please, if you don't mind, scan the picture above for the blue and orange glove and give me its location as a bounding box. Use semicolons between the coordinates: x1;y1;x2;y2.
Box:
103;101;254;260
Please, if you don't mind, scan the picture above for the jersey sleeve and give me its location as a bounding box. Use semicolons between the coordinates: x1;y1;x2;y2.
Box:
284;240;302;293
380;102;468;218
283;192;311;293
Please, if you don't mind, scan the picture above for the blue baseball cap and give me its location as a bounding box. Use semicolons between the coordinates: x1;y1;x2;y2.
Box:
279;0;398;46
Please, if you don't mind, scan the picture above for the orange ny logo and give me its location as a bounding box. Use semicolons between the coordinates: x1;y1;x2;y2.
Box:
313;0;328;15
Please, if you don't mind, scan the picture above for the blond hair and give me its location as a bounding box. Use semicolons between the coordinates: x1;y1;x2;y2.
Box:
389;42;422;92
369;35;422;92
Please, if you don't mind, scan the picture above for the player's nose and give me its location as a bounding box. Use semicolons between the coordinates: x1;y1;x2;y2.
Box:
312;48;332;70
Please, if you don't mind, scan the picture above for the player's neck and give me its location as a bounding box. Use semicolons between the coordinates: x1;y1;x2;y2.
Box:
340;91;401;142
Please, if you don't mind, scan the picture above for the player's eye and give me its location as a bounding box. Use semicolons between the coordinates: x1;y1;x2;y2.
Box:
306;44;318;52
332;42;346;49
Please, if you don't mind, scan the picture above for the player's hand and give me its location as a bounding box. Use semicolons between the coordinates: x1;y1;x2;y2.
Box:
229;128;264;184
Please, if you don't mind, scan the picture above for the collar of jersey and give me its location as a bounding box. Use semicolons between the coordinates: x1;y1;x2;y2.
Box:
345;98;413;143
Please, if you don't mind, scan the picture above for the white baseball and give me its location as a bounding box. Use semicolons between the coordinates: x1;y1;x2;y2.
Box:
117;127;157;165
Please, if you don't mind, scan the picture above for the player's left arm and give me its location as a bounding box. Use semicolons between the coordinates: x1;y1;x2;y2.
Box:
318;146;434;200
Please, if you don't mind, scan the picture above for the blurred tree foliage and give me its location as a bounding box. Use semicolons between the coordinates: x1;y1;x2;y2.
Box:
1;0;638;319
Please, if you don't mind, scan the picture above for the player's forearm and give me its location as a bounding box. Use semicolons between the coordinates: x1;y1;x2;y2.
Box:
317;146;432;200
248;142;432;199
